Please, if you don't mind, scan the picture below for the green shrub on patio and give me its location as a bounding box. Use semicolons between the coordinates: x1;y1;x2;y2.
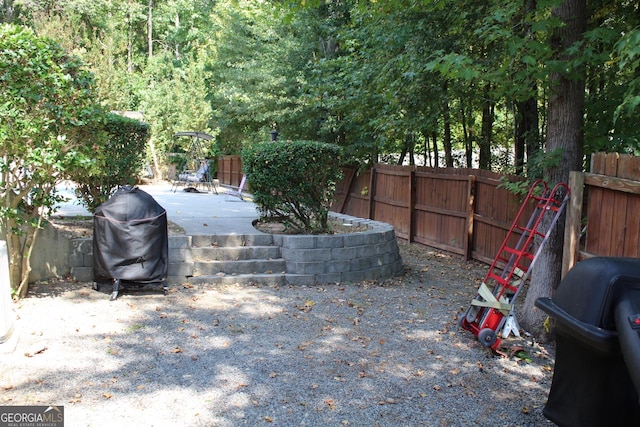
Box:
70;113;150;212
243;140;343;233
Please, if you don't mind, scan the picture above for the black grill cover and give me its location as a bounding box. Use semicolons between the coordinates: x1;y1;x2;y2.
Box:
93;186;168;284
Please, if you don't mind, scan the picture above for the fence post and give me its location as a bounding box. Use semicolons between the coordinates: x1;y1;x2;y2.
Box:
408;169;415;243
562;171;584;278
368;167;376;220
464;175;476;261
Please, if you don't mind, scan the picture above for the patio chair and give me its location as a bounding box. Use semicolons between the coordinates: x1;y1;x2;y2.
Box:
224;175;247;201
172;160;217;194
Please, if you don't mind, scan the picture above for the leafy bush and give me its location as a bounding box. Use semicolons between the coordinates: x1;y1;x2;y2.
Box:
70;113;150;212
243;141;343;233
0;23;104;295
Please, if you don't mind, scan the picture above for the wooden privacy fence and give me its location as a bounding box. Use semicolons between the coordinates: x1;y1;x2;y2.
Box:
334;164;530;265
217;155;244;187
563;152;640;275
216;152;640;271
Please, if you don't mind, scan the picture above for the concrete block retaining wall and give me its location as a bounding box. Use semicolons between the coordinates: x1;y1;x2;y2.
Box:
49;213;403;286
274;213;403;285
67;235;195;283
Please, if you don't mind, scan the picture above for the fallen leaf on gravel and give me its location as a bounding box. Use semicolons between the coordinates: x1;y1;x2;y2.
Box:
449;368;460;375
264;416;273;422
297;300;315;312
433;385;442;391
25;347;47;357
522;406;530;414
172;346;183;353
103;393;113;399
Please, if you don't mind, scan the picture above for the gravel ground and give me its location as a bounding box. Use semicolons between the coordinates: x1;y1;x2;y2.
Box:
1;242;557;427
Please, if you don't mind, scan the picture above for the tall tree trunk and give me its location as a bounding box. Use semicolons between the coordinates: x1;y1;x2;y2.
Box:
148;0;153;59
514;102;525;175
432;131;439;167
515;0;540;176
515;96;540;174
174;13;181;59
127;11;134;73
409;133;415;165
460;103;473;168
443;83;453;167
479;84;493;170
423;130;432;167
397;133;416;165
2;0;14;22
521;0;586;337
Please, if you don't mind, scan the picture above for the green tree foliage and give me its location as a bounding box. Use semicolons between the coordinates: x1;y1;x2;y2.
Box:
69;113;150;212
11;0;640;169
28;0;217;179
243;141;343;233
0;23;103;296
140;52;215;179
205;0;313;152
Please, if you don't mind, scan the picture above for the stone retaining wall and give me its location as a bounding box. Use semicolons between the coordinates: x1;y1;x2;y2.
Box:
274;213;403;285
37;213;403;286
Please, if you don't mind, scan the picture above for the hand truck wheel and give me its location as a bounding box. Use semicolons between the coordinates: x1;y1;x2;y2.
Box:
458;314;472;330
478;328;497;347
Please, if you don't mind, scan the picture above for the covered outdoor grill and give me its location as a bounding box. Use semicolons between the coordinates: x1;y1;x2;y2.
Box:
92;186;169;300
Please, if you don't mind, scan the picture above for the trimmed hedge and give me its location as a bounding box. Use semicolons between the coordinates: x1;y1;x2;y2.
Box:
243;140;343;233
71;113;150;212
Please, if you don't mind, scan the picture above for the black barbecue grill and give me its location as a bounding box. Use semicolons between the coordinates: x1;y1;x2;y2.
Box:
92;186;169;300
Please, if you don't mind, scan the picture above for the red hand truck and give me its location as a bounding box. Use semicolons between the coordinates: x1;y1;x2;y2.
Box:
459;180;570;351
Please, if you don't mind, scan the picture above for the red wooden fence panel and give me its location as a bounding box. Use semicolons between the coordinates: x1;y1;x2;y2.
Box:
217;155;244;187
583;152;640;259
470;176;528;265
413;170;471;256
341;168;371;219
370;166;413;240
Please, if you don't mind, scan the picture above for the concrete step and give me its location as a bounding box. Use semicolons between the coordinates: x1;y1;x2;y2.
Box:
187;273;286;286
193;259;286;276
191;234;274;248
192;246;280;261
